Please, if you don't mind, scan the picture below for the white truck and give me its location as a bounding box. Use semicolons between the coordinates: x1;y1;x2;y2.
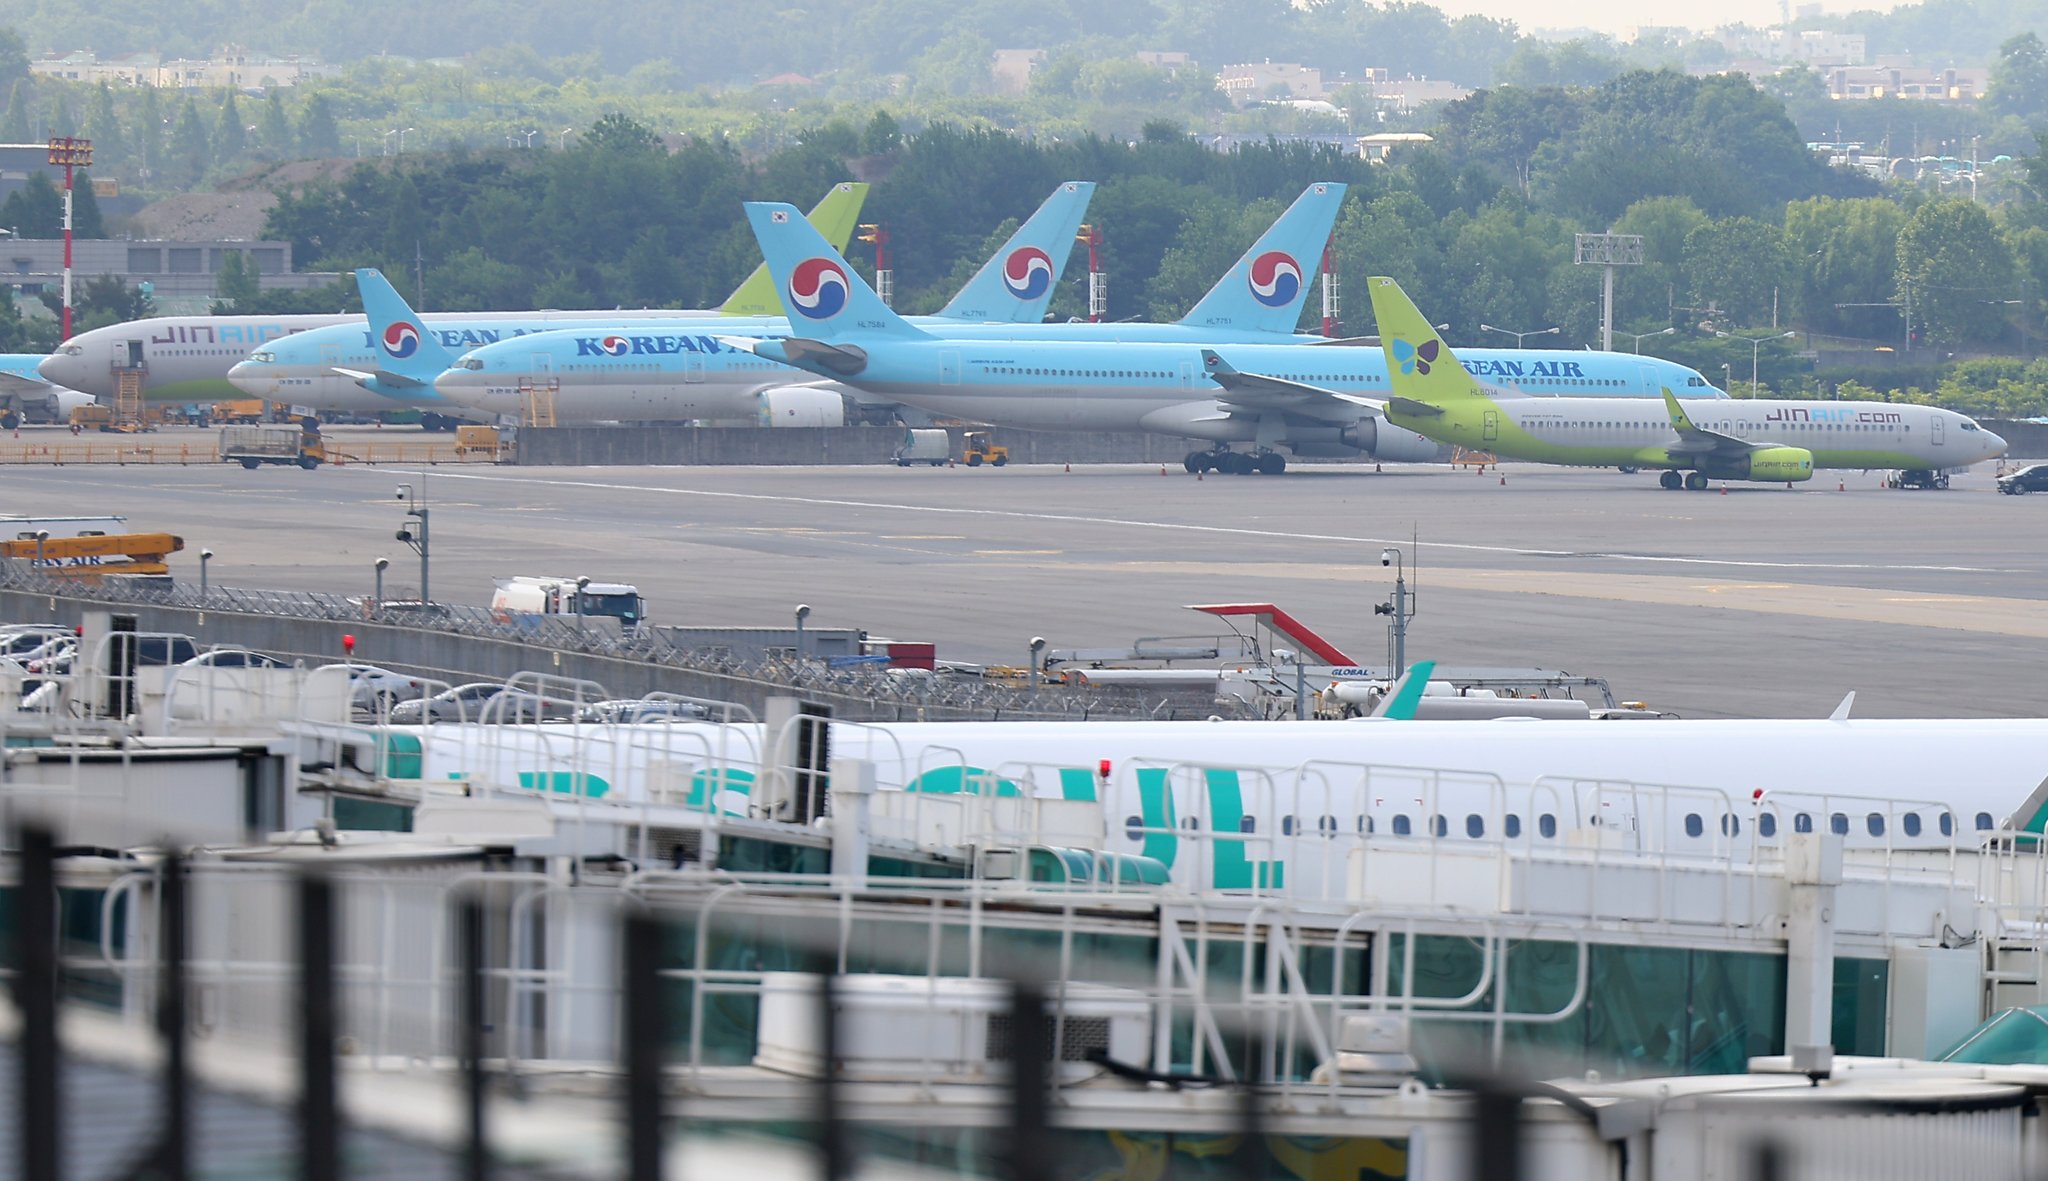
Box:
892;428;949;467
491;575;647;634
219;424;325;470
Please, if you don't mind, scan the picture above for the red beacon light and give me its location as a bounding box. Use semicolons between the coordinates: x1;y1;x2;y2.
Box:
1098;759;1112;781
342;634;356;655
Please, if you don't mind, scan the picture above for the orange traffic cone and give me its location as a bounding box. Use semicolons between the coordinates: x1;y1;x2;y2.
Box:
1160;465;1168;476
1375;463;1382;472
1838;480;1845;491
1064;463;1071;473
1499;475;1506;486
1720;484;1728;495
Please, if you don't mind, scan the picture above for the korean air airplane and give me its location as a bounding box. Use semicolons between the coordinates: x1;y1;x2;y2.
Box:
718;201;1731;474
231;181;1098;426
40;182;875;418
0;355;95;427
1360;277;2005;487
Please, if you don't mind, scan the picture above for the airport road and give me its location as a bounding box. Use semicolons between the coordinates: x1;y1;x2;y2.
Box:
0;455;2041;719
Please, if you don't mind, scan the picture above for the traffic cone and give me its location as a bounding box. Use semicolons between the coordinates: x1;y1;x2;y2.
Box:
1375;463;1382;472
1720;484;1728;495
1160;465;1168;476
1197;471;1204;481
1837;480;1845;491
1499;475;1506;486
1064;463;1071;473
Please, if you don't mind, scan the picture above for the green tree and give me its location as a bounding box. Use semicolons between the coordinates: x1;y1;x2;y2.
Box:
211;250;260;312
168;97;211;187
908;30;994;98
298;93;341;156
1896;198;2016;346
85;84;123;177
68;171;106;238
1782;196;1905;339
580;112;661;154
214;93;248;162
258;92;292;158
0;172;60;237
1;78;30;143
860;109;901;156
134;85;163;186
0;28;28;94
1987;33;2048;125
1683;216;1792;329
1613;195;1708;328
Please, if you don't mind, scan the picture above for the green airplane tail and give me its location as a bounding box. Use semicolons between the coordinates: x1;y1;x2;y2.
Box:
1365;276;1487;410
719;181;870;316
1373;660;1436;720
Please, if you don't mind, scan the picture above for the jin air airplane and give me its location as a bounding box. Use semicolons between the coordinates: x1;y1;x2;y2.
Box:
431;181;1367;423
234;181;1098;427
1358;276;2006;488
714;200;1731;474
40;182;875;419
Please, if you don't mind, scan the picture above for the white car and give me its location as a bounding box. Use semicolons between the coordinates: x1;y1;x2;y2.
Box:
324;663;426;712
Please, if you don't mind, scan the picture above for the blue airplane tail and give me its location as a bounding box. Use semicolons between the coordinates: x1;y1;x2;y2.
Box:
355;269;456;385
1177;182;1346;335
742;203;929;342
934;181;1095;324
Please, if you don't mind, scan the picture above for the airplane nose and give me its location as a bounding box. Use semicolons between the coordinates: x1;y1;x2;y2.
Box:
37;351;80;387
1984;429;2008;458
226;359;279;397
432;367;485;403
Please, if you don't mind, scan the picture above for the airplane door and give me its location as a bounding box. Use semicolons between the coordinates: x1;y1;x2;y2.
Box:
684;353;704;383
1930;412;1945;447
319;342;341;366
1482;410;1499;442
530;353;552;377
1179;360;1195;388
939;351;961;385
1637;364;1658;394
121;339;143;367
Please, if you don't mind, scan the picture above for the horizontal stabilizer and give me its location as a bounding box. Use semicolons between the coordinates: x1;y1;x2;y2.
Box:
1388;396;1443;418
332;366;424;389
723;335;869;376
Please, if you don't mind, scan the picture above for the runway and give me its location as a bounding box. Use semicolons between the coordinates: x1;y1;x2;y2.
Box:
1;448;2039;719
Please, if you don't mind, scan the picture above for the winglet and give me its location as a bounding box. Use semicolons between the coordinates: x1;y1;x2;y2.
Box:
936;181;1095;323
720;182;869;316
1828;691;1855;722
1660;387;1697;434
1371;660;1436;720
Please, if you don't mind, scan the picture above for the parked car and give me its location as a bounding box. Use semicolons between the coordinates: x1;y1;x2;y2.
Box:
575;698;713;724
477;687;583;724
183;648;291;668
325;664;426;713
389;682;507;725
0;626;72;659
1998;463;2048;494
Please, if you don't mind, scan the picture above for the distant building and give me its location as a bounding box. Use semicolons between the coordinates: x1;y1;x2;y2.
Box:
1358;132;1434;163
990;49;1046;95
1825;64;1986;102
1364;76;1472;113
1133;51;1194;74
1217;61;1325;104
31;44;331;90
0;238;338;308
0;143;85;205
1712;28;1866;67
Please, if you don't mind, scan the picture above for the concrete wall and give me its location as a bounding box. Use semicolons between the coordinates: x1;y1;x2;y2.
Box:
513;425;1359;467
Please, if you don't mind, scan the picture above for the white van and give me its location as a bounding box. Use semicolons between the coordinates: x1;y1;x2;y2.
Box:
491;576;647;633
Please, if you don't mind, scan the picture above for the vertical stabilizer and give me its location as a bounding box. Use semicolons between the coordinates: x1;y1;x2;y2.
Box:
719;182;870;316
741;202;929;341
355;268;455;381
1179;183;1347;334
935;181;1096;324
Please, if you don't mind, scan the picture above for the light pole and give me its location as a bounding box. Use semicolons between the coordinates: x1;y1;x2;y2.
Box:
1720;362;1733;394
1028;637;1047;711
794;604;811;660
382;128;399;156
395;483;430;603
32;529;47;573
1717;330;1796;397
199;548;213;600
1627;326;1676;353
558;126;573;149
573;575;590;633
1373;548;1416;681
398;126;416;153
1479;323;1560;349
523;128;539;149
373;557;388;607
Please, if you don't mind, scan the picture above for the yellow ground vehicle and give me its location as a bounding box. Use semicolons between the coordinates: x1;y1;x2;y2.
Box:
210;399;271;424
0;531;185;582
963;431;1009;467
68;403;163;432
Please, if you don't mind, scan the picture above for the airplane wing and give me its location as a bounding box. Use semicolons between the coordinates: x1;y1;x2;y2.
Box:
1660;387;1758;455
0;371;49;395
332;367;427;390
719;335;869;376
1199;349;1390;421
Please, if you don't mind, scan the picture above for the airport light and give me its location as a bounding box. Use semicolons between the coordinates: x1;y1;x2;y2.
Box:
1028;637;1047;711
398;127;416;153
1717;330;1797;397
574;575;591;633
32;529;46;572
558;127;573;149
1479;323;1559;349
395;483;430;603
1627;326;1676;353
382;128;400;156
45;137;91;340
523;128;539;149
199;548;213;601
373;557;388;607
794;604;811;660
1373;547;1417;680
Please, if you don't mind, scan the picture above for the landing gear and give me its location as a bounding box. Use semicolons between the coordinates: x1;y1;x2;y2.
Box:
1618;465;1639;474
1659;470;1682;490
1893;469;1950;490
1184;447;1287;475
1683;472;1710;491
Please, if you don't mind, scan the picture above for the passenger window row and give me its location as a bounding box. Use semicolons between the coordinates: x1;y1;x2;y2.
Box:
1123;809;1993;843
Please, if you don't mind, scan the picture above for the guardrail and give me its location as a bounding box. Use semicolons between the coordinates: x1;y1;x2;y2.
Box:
0;563;1227;723
0;440;486;465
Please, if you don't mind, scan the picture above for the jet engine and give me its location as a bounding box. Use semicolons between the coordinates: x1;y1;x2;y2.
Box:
756;387;847;428
1337;416;1443;462
1702;446;1813;483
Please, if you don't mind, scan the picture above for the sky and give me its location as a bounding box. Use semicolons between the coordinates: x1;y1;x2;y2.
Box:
1420;0;1895;38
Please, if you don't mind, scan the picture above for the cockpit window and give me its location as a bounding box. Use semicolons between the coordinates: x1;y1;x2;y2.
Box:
60;345;81;356
461;358;484;370
251;351;274;363
1960;421;1978;432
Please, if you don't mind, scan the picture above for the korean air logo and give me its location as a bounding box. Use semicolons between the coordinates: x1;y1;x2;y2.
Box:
598;335;630;357
1392;337;1441;376
381;321;421;359
788;257;850;320
1247;251;1303;308
1002;246;1054;300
